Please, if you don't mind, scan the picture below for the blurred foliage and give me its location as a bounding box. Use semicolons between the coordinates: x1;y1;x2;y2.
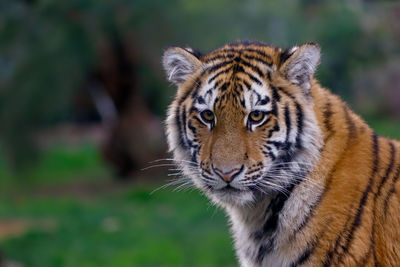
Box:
0;187;235;266
0;144;108;190
0;0;399;171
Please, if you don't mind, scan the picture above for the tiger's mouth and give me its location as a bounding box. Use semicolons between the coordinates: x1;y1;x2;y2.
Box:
195;165;263;205
194;161;294;205
216;184;243;193
206;181;256;206
201;176;248;193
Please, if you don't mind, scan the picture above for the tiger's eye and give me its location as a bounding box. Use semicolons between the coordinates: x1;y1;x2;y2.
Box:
201;110;215;123
249;110;265;123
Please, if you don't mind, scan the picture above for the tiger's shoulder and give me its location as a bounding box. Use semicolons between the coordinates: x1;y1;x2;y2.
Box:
295;81;400;266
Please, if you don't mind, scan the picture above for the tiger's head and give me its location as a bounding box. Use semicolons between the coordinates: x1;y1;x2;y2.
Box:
162;42;323;207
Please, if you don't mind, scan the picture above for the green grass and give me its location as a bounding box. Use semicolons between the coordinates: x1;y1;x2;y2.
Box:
0;143;236;266
0;186;236;267
0;143;110;192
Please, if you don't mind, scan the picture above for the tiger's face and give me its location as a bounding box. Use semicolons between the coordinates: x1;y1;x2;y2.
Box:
163;42;323;207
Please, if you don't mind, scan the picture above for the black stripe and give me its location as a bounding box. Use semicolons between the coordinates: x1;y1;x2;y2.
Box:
322;98;333;132
294;102;304;149
262;145;276;160
253;94;269;106
323;202;358;266
266;140;289;150
205;53;235;62
359;246;373;266
188;106;198;115
241;71;262;85
175;106;187;149
190;79;202;99
255;171;306;263
232;63;244;75
335;134;380;266
207;66;232;83
254;91;262;104
290;238;319;267
270;103;278;117
204;60;233;74
334;133;379;262
284;105;291;144
243;54;273;67
187;119;197;135
267;121;280;138
255;157;313;263
277;86;295;99
271;86;281;102
239;78;251;91
256;239;274;263
197;96;205;104
219;82;230;92
280;47;296;64
177;86;194;106
289;171;336;243
213;80;221;89
267;71;272;81
360;141;394;266
343;104;357;140
293;114;355;260
236;84;245;94
218;48;240;54
322;97;335;144
375;141;395;200
181;105;188;146
383;153;400;214
240;97;246;108
237;57;265;78
243;48;273;62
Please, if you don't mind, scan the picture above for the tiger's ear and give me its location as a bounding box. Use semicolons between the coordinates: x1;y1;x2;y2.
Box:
279;43;320;92
162;47;202;86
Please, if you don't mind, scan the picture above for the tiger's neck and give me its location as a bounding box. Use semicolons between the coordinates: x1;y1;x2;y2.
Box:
225;81;369;266
226;176;325;266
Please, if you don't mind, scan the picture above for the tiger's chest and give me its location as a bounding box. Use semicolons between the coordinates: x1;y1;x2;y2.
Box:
232;226;298;267
226;182;322;267
230;216;306;267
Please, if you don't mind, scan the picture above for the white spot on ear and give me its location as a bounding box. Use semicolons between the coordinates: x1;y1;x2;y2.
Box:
288;46;298;54
184;47;194;53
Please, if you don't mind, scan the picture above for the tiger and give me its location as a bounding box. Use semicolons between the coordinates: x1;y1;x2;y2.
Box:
161;41;400;266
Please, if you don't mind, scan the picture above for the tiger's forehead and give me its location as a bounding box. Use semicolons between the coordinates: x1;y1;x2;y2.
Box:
194;44;279;112
201;42;280;63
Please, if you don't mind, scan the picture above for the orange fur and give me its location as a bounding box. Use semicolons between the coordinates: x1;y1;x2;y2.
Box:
304;83;400;266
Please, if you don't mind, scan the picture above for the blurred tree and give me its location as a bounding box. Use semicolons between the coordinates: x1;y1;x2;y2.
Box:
0;0;168;176
0;0;398;176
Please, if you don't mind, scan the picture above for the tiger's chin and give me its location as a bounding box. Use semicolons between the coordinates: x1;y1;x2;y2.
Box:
203;185;257;207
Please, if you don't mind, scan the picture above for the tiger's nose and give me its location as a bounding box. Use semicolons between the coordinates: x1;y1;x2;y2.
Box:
213;165;244;183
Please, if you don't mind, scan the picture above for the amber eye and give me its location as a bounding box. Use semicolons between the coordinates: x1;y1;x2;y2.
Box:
248;110;265;123
200;110;215;123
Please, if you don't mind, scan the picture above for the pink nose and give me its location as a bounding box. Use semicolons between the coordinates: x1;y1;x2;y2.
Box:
213;166;243;182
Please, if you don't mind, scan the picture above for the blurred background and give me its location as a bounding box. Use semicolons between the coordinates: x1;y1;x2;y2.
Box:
0;0;399;266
